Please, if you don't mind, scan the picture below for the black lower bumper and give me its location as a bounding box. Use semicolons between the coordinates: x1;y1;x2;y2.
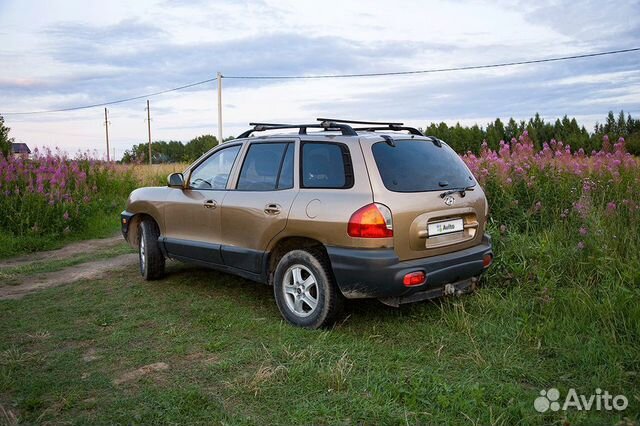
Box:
121;210;134;242
326;234;493;300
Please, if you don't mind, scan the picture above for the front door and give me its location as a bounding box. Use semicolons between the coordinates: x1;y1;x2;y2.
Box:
220;140;298;273
163;143;243;264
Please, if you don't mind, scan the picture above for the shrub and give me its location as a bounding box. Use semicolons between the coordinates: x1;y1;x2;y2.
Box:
0;148;137;240
462;133;640;289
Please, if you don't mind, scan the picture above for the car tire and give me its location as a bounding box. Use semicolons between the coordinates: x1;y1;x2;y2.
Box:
139;219;165;280
273;248;344;329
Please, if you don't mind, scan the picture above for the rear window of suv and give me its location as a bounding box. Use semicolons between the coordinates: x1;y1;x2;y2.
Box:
372;140;475;192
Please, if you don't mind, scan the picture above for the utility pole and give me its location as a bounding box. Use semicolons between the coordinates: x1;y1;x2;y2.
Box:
217;72;223;144
104;108;111;162
146;99;152;165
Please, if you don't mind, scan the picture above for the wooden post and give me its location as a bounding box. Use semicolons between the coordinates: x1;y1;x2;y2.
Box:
217;72;223;144
104;108;110;162
147;99;152;165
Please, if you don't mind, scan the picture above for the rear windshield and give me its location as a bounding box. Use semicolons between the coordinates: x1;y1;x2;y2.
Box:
372;140;475;192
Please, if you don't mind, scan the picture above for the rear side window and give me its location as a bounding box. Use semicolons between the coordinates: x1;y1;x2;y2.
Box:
301;142;353;189
237;143;293;191
372;140;475;192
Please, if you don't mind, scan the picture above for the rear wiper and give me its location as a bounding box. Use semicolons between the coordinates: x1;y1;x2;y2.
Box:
440;186;475;198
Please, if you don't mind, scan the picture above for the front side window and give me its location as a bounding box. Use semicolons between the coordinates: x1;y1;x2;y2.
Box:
237;143;293;191
301;142;353;189
189;145;241;190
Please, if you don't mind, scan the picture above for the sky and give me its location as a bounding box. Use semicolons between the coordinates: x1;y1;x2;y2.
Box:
1;0;639;159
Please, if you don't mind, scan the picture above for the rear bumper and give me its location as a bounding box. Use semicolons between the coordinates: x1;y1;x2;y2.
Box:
120;210;134;242
326;234;493;300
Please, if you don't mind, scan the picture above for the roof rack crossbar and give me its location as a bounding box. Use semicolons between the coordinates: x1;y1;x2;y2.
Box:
317;117;404;126
353;126;424;136
237;122;358;139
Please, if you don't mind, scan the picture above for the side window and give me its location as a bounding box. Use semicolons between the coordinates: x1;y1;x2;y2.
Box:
301;142;353;189
189;145;241;190
237;143;291;191
277;144;294;190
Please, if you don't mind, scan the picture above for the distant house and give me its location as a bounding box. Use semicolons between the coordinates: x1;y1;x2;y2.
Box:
11;143;31;159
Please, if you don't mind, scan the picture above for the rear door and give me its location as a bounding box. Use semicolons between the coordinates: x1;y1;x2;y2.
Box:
361;138;487;261
220;140;298;273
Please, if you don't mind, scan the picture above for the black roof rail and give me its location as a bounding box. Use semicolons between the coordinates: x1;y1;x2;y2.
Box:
353;126;424;136
317;117;404;126
316;118;424;137
237;121;358;139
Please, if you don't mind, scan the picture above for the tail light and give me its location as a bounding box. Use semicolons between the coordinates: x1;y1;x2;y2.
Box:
347;203;393;238
483;253;493;268
403;271;426;287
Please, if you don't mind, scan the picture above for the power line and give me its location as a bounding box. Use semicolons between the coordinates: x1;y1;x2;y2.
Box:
225;47;640;79
2;47;639;115
2;77;217;115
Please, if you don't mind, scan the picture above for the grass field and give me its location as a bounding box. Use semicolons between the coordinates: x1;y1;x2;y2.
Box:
0;227;638;425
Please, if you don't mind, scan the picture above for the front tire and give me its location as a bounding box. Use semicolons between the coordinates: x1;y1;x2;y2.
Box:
139;219;165;280
273;249;343;329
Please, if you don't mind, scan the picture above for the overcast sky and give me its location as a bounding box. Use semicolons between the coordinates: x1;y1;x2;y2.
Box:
1;0;639;159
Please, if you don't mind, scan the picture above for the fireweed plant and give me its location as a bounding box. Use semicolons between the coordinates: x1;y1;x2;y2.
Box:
0;148;137;255
462;132;639;288
1;136;638;286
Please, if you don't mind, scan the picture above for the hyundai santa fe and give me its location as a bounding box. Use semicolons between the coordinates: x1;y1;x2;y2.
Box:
121;118;493;328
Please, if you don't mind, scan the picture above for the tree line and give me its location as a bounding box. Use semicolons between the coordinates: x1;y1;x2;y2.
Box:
121;134;234;164
0;115;14;157
424;110;640;155
1;109;638;162
123;110;640;163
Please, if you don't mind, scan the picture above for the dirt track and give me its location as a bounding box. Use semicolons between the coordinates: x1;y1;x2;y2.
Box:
0;235;138;301
0;235;123;269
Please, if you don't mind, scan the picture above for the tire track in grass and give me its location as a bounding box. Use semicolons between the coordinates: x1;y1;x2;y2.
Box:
0;235;123;269
0;253;138;300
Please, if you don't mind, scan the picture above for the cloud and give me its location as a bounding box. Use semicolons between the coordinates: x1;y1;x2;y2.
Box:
300;51;640;127
1;0;639;156
6;19;458;111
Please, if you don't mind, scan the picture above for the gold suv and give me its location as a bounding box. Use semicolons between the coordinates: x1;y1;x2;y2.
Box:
121;119;493;328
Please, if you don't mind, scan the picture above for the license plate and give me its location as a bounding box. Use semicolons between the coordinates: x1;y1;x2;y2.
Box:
428;218;464;237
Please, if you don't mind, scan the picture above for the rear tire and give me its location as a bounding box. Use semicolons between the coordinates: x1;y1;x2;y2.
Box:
273;248;343;329
139;219;165;280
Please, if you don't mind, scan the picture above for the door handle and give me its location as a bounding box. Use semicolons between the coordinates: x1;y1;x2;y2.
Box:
203;200;217;209
264;203;281;215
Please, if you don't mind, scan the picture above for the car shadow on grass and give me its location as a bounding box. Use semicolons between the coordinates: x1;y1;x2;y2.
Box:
158;260;445;328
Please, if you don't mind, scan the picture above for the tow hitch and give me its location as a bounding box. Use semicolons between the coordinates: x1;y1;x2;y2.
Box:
379;276;479;307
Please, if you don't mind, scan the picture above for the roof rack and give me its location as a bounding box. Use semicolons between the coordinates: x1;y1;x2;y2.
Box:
352;126;424;136
316;118;424;136
237;121;358;139
316;118;405;126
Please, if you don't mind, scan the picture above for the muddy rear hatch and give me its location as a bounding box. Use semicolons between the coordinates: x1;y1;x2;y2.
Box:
361;137;487;262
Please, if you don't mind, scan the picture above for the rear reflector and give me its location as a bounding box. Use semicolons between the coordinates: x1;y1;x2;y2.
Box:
403;271;426;287
482;254;493;268
347;203;393;238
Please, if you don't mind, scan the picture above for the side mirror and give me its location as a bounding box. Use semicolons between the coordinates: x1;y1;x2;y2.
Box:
168;172;184;188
